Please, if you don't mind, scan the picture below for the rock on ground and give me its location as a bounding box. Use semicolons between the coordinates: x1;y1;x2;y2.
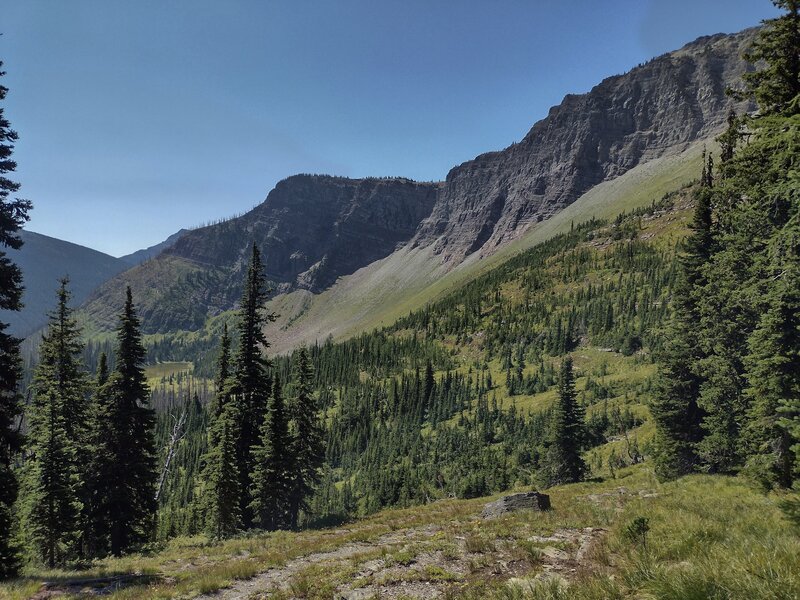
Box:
481;492;551;519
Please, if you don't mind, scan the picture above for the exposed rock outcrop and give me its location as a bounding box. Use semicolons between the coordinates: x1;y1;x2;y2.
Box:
166;175;439;294
481;492;551;519
412;29;757;264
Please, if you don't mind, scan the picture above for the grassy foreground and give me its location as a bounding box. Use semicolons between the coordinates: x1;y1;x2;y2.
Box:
2;465;797;599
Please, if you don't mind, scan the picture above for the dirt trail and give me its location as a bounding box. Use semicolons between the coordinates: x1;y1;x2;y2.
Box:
30;519;607;599
197;526;440;600
198;523;607;600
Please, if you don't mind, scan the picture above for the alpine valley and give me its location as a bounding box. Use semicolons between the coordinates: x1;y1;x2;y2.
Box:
0;6;798;600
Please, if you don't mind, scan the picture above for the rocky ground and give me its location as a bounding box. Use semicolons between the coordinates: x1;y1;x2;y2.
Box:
194;494;611;600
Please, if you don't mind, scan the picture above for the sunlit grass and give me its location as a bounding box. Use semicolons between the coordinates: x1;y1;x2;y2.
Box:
2;464;796;600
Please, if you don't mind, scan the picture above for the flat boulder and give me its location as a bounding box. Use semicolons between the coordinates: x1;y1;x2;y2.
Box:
481;492;551;519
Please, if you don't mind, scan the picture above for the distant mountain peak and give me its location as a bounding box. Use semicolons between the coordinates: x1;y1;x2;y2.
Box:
0;231;130;337
119;228;190;266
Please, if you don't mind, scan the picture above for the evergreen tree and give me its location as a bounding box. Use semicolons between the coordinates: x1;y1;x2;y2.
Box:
0;59;31;580
206;324;232;454
201;403;242;539
650;178;713;480
740;0;800;116
93;288;157;556
230;243;275;526
287;347;324;529
211;323;231;421
542;356;586;485
82;352;109;557
96;352;108;386
20;389;76;568
21;279;87;566
199;328;241;538
718;110;741;167
249;377;292;531
743;255;800;487
650;328;706;480
423;359;435;407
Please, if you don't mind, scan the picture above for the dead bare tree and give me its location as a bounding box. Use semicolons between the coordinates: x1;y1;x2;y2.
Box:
613;408;642;465
155;409;187;502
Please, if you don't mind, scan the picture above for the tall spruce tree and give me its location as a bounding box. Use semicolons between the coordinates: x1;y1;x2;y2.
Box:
743;253;800;487
93;287;157;556
201;403;242;539
211;323;231;421
287;347;324;529
82;352;109;557
650;180;713;480
199;327;241;539
206;323;232;454
21;279;87;566
542;356;586;486
0;59;31;580
249;377;292;531
230;243;275;527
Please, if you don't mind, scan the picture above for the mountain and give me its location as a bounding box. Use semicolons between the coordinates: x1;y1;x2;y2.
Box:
0;231;130;337
119;228;189;266
3;227;191;338
79;28;756;339
163;176;438;294
412;31;756;263
82;177;438;332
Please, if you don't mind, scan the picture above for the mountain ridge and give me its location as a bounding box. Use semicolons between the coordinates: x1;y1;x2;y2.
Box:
119;228;189;266
0;231;130;337
77;27;757;338
411;28;756;263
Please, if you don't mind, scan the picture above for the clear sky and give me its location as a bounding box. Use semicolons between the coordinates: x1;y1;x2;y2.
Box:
0;0;780;257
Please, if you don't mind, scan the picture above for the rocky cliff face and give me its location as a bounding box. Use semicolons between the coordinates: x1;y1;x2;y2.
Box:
412;29;757;263
83;176;438;332
165;175;438;293
80;28;758;334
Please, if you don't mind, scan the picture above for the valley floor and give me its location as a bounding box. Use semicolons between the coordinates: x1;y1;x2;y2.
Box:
2;465;798;600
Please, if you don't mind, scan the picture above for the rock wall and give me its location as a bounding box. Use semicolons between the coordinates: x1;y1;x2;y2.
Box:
412;30;757;263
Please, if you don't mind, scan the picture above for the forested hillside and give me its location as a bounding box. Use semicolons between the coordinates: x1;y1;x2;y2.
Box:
151;191;689;536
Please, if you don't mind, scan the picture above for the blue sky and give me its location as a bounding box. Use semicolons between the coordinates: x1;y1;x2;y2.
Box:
0;0;779;256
